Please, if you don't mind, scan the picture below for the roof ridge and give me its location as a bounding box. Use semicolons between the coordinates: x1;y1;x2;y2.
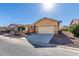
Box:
33;17;60;25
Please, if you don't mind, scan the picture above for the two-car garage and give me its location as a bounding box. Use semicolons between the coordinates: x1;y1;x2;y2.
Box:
34;17;59;35
38;26;56;34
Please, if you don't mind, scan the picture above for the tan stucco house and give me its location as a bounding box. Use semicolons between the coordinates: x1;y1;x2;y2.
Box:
70;19;79;26
27;17;60;34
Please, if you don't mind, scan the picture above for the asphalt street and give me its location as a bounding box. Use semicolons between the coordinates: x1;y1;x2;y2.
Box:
0;35;79;56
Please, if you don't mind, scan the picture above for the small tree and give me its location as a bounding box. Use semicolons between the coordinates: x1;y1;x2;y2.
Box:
69;24;79;37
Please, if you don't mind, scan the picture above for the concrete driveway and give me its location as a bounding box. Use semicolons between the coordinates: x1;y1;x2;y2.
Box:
27;34;53;46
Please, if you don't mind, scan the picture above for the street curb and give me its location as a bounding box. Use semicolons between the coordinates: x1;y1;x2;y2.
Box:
58;45;79;53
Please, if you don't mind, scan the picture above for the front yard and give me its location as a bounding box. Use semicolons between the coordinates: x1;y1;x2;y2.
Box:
64;31;79;48
50;31;79;48
1;27;79;49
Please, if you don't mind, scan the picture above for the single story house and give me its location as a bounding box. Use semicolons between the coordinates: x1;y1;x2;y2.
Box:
70;19;79;26
27;17;60;34
8;24;19;31
8;24;27;34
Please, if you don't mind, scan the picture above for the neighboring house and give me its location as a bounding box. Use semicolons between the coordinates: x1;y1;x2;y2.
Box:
8;24;21;34
8;24;29;34
8;24;18;31
0;26;8;32
70;19;79;26
27;17;60;34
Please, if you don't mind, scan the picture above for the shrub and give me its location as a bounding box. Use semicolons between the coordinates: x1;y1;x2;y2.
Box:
69;24;79;37
18;26;25;32
17;26;26;36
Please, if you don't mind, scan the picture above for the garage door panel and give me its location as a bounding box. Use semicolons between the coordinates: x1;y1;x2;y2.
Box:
38;26;55;34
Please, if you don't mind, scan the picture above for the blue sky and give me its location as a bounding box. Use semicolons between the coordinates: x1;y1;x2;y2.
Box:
0;3;79;26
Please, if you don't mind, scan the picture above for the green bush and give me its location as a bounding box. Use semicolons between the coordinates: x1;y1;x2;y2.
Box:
17;26;26;36
18;26;25;33
69;24;79;37
18;26;25;32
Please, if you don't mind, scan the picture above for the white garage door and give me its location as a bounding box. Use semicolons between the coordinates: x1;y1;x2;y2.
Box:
38;26;56;34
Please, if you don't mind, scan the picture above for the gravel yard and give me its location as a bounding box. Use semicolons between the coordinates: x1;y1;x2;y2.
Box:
50;31;73;45
50;31;79;48
63;31;79;48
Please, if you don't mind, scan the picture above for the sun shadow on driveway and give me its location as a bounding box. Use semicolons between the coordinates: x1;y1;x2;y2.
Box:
26;34;57;48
